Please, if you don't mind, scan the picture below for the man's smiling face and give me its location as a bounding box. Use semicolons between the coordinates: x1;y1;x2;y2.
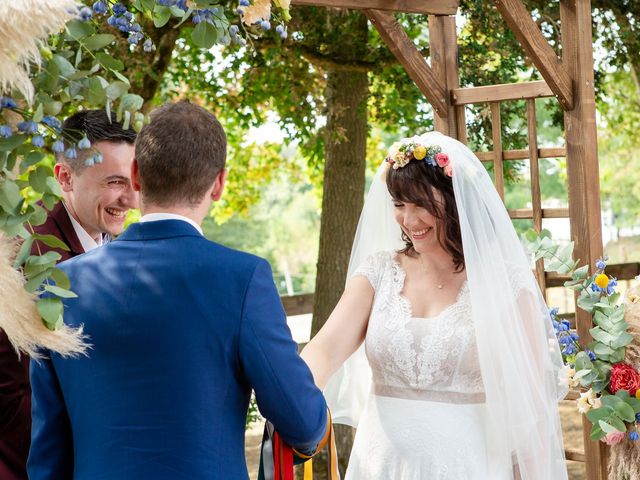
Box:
62;141;138;238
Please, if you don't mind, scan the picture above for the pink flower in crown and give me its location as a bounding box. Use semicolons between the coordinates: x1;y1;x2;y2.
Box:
602;431;626;446
435;152;449;167
443;165;453;177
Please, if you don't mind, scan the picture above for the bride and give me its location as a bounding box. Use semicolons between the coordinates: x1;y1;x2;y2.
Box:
301;132;568;479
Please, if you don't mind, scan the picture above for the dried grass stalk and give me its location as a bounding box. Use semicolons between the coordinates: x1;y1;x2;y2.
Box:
0;235;88;358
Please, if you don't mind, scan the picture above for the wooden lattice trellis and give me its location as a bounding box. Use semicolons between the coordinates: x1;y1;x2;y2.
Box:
290;0;607;478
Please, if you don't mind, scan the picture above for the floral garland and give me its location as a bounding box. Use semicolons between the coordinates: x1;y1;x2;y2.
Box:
385;136;453;177
526;230;640;445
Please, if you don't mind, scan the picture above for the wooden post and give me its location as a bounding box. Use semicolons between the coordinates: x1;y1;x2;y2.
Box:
560;1;607;478
490;102;504;199
428;15;466;141
527;99;546;295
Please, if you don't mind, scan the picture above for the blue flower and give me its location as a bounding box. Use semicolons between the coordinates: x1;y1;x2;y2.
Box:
560;320;571;332
52;140;65;153
78;137;91;150
229;25;239;35
42;116;62;131
636;412;640;423
17;121;39;135
129;23;142;33
31;135;45;148
0;125;12;138
586;350;596;361
606;277;618;296
124;11;134;21
549;307;559;319
595;257;606;271
0;97;17;109
176;0;188;11
107;15;118;26
92;153;104;164
128;32;144;45
78;6;93;22
65;148;77;160
93;1;107;15
260;20;271;30
236;7;244;15
591;283;602;293
239;0;250;5
562;344;577;355
84;157;95;167
112;3;127;16
192;13;202;24
157;0;176;5
143;39;154;52
558;334;572;346
629;431;639;442
570;332;580;341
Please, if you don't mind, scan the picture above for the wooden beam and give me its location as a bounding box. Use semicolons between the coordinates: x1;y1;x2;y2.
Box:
546;262;640;287
291;0;459;15
281;293;314;316
429;15;463;137
475;147;566;162
565;449;587;463
452;80;554;105
366;9;449;117
508;207;569;219
494;0;574;110
560;1;607;477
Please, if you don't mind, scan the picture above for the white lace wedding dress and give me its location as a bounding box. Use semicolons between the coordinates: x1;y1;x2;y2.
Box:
345;251;512;480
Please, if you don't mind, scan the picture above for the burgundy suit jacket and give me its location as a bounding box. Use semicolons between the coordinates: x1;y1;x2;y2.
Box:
0;202;83;480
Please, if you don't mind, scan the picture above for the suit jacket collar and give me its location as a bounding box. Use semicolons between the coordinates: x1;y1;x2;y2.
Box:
117;219;203;242
49;202;85;256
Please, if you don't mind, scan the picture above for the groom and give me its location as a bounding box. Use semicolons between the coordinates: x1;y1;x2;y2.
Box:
28;101;328;479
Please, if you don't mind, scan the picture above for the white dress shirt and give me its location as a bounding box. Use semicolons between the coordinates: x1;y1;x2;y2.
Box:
139;213;203;235
64;204;103;252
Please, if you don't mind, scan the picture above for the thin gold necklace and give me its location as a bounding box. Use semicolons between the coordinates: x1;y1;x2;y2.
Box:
418;254;446;290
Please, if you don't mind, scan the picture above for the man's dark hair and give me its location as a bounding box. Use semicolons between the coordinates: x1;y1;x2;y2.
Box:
58;110;137;172
135;101;227;207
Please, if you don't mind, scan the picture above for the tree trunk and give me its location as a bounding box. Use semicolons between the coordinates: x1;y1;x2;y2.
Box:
309;12;369;478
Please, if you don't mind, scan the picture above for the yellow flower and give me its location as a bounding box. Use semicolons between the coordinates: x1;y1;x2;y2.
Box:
413;145;427;160
595;273;609;289
636;389;640;399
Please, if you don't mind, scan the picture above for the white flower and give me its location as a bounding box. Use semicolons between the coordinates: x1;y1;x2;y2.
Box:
0;0;78;101
576;389;599;414
558;365;576;388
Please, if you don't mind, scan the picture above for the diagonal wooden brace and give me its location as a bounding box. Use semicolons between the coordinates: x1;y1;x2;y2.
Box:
365;9;449;118
494;0;574;110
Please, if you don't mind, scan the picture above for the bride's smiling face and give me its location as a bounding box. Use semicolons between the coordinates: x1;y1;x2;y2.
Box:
392;197;442;254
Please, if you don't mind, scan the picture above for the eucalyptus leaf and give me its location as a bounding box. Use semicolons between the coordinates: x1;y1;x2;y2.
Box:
49;268;71;290
153;5;172;28
43;284;78;299
83;34;116;51
32;234;70;251
66;19;95;40
53;55;76;77
37;297;64;330
192;21;219;49
95;52;124;72
13;237;34;268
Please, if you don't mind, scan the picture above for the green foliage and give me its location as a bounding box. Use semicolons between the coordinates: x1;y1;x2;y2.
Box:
524;230;636;440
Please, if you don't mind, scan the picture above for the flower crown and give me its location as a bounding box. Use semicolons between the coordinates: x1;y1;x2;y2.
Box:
385;137;452;177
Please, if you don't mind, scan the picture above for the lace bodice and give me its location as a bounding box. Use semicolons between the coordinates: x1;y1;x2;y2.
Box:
354;251;485;403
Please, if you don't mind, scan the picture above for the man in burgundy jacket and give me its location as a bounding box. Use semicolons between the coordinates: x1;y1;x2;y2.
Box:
0;110;138;480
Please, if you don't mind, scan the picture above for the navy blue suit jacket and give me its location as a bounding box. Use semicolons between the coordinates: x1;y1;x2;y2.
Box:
28;220;327;480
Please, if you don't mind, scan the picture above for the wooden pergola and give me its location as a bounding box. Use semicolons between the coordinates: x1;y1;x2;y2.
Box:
290;0;605;478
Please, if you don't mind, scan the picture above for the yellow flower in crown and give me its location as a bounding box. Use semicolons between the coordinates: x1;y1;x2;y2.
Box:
595;274;609;289
413;145;427;160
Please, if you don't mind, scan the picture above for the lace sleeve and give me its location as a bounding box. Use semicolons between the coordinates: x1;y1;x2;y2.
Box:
350;251;390;291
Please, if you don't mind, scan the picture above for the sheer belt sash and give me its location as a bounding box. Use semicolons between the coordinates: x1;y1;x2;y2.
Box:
374;384;486;404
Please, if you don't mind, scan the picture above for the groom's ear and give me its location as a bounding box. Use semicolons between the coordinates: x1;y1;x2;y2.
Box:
210;169;227;202
131;159;141;192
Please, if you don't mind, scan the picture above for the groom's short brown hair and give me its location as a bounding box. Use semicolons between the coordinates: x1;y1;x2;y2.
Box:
135;101;227;207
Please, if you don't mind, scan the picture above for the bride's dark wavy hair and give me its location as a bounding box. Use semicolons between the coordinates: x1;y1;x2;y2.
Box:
386;160;465;271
